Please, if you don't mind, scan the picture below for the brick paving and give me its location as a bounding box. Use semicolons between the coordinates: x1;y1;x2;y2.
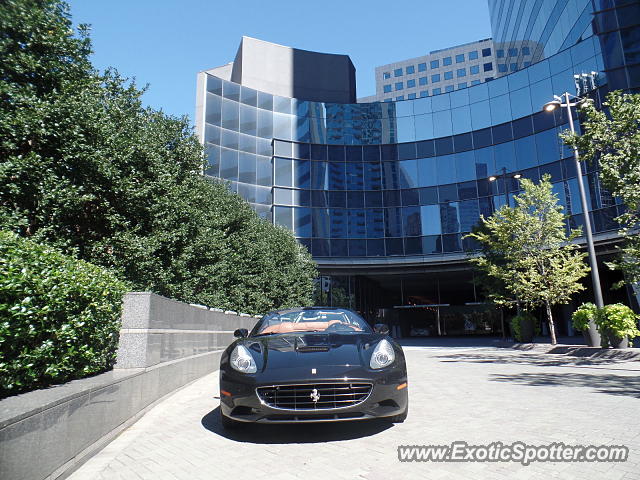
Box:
68;344;640;480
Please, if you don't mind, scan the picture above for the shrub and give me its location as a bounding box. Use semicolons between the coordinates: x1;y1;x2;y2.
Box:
571;302;597;332
510;312;539;342
595;303;640;347
0;231;128;398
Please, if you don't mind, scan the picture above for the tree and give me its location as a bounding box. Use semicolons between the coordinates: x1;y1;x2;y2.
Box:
561;91;640;285
0;0;317;314
465;176;589;344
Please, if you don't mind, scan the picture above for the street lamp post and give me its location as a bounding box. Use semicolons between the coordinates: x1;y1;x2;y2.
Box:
489;167;522;208
543;92;603;347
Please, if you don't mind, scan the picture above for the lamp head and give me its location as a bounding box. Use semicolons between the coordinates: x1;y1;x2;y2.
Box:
488;176;497;182
543;99;561;112
513;173;522;179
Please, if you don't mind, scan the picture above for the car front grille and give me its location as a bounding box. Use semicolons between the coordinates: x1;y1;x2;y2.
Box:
256;382;373;410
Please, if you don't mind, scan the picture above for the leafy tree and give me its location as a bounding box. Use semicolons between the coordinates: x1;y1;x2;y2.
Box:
561;91;640;285
0;0;316;314
465;176;589;344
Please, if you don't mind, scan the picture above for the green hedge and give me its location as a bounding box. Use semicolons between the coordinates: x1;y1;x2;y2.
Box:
0;232;128;398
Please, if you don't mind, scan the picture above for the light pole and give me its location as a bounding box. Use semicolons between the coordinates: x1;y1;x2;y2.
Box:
543;92;603;347
489;167;521;208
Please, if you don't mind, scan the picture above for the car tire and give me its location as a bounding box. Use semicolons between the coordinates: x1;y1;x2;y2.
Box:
390;405;408;423
220;409;241;429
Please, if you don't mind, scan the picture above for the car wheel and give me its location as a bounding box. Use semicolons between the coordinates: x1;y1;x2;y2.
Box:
220;409;241;429
390;405;408;423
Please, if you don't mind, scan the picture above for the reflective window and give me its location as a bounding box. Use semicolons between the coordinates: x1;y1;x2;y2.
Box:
312;210;330;238
394;68;403;77
482;48;492;57
330;209;347;238
440;202;460;233
220;149;238;181
456;54;465;63
436;154;456;184
457;68;466;77
346;162;364;190
420;205;442;235
444;71;453;80
470;65;480;75
221;99;239;130
383;72;391;79
274;206;293;230
522;46;530;55
384;207;404;237
293;160;311;189
431;74;441;83
418;62;427;72
238;153;256;184
403;206;421;236
430;60;440;69
348;210;366;238
419;76;428;86
458;82;467;89
498;64;508;72
433;87;441;95
497;49;504;58
407;79;416;88
443;57;452;66
483;62;493;72
469;51;478;60
383;85;392;93
329;162;346;190
396;95;404;101
508;48;518;56
395;82;404;90
459;199;480;231
445;85;454;92
406;65;415;74
420;90;429;97
408;93;417;99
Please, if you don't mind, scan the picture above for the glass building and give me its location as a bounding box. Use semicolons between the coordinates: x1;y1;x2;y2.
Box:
196;2;640;336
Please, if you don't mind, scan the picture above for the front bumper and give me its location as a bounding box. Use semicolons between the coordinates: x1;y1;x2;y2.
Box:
219;368;408;423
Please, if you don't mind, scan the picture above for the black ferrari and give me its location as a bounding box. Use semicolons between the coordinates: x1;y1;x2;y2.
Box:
219;307;408;428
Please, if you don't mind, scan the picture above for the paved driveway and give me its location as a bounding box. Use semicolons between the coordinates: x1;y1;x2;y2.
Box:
69;344;640;480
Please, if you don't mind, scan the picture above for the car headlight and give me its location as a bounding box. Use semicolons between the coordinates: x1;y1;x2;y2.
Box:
370;339;395;369
230;344;257;373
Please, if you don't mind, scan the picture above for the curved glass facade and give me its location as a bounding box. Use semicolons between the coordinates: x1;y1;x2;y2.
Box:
195;0;640;328
201;32;624;261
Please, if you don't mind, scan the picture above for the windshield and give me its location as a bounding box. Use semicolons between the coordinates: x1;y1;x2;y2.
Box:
253;309;372;336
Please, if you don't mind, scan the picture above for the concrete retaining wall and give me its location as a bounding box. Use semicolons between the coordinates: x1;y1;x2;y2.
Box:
0;292;258;480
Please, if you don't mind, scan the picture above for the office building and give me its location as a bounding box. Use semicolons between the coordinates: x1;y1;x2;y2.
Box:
196;0;640;336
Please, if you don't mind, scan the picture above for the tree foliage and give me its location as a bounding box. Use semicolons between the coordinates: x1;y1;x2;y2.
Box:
561;91;640;284
0;0;316;314
465;176;589;344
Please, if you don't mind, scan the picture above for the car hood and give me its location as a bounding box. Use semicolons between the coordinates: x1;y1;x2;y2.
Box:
243;333;382;371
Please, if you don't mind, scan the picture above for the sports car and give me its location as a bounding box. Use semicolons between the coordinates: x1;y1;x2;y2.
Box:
219;307;408;427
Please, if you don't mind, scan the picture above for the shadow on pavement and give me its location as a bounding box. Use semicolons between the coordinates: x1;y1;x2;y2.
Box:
435;351;640;369
489;372;640;399
201;407;393;443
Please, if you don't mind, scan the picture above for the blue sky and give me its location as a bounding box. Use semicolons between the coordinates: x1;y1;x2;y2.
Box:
70;1;491;125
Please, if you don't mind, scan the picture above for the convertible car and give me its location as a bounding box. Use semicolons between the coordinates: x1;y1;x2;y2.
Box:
219;307;408;428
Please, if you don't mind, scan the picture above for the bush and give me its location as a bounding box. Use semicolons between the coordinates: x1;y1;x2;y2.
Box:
595;303;640;347
510;312;539;342
571;302;597;332
0;231;128;398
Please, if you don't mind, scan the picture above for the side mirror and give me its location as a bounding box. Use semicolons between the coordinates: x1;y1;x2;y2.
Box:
374;324;390;335
234;328;248;338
